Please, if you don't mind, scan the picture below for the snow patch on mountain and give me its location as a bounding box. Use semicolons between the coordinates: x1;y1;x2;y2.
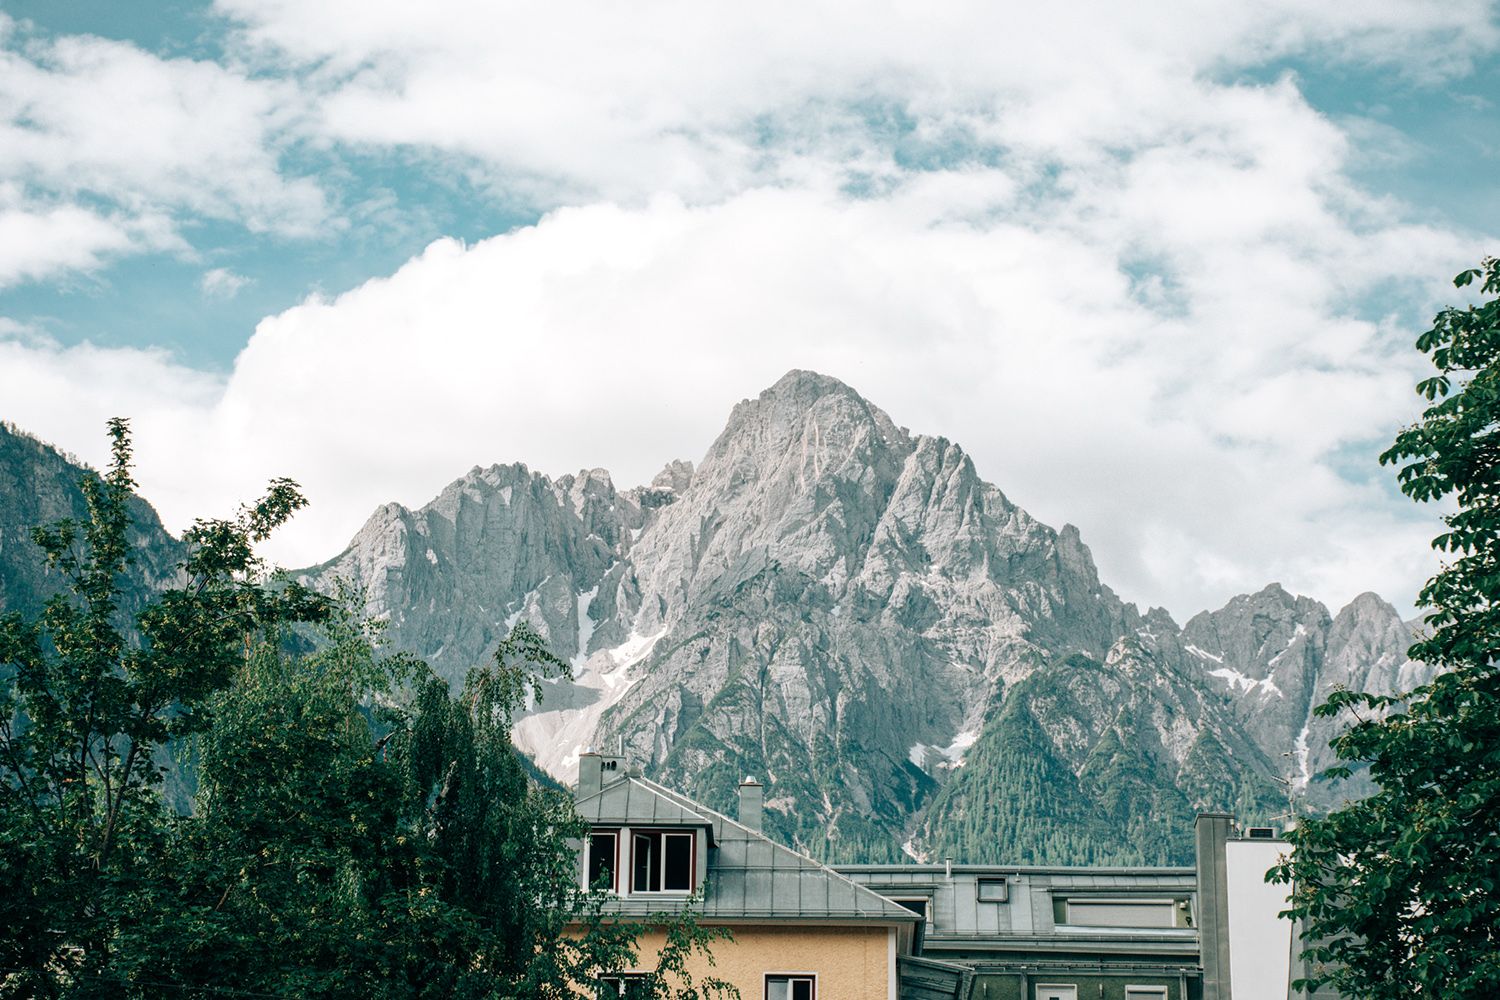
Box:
1209;666;1284;697
1293;722;1312;791
512;625;668;782
1185;643;1224;664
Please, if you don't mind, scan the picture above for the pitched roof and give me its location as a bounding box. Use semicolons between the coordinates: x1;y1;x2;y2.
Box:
583;773;919;925
575;775;715;838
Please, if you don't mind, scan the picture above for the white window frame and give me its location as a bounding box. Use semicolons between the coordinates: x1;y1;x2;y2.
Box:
888;895;932;924
765;972;817;1000
1063;896;1176;927
1034;986;1077;1000
586;830;619;893
597;971;653;999
631;829;696;894
1124;988;1168;1000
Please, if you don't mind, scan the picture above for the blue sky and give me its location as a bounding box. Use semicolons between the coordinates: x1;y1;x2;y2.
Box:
1;0;1496;618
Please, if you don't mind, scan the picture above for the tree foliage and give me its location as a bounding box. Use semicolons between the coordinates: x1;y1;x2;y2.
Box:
1273;259;1500;997
0;418;329;995
0;420;735;999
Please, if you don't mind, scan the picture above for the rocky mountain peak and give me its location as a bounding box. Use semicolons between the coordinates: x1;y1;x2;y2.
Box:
699;370;912;494
650;460;695;494
2;392;1433;866
260;371;1426;862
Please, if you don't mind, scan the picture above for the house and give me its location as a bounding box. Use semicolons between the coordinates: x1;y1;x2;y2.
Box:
838;815;1330;1000
572;756;1322;1000
572;751;922;999
837;860;1199;999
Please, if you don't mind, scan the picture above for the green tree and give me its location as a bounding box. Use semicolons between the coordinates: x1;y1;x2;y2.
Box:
1273;259;1500;997
0;418;328;997
1;420;734;998
118;606;734;998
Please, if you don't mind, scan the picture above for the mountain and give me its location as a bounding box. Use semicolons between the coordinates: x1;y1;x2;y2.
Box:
0;422;195;806
0;422;183;619
299;371;1432;864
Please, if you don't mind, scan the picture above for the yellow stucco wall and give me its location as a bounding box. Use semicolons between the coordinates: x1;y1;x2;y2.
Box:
615;923;892;1000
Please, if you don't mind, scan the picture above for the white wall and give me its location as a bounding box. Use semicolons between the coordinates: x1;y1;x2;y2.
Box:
1225;840;1292;1000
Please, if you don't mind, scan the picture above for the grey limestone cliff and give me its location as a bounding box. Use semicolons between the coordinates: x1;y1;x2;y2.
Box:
298;371;1425;863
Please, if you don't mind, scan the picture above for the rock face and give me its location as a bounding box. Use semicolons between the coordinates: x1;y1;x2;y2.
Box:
0;422;182;619
301;372;1430;864
0;377;1426;866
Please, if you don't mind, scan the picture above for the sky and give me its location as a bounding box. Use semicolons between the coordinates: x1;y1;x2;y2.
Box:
0;0;1497;622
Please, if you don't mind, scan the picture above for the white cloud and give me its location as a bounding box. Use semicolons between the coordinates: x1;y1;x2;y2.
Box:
0;15;329;282
214;0;1498;200
0;23;326;231
0;175;1480;619
0;201;167;287
200;267;252;299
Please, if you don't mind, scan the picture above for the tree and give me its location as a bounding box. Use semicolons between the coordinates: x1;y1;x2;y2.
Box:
115;603;735;998
1273;259;1500;997
0;418;328;997
1;420;734;998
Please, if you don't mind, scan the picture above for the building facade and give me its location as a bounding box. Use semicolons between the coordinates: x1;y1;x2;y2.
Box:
572;751;920;999
572;757;1320;1000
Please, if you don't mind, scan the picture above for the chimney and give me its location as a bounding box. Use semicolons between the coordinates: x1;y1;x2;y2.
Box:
738;777;763;832
578;750;604;802
1195;813;1234;1000
576;750;626;802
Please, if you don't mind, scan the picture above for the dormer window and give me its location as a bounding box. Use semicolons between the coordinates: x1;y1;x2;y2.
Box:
631;830;695;892
587;831;619;892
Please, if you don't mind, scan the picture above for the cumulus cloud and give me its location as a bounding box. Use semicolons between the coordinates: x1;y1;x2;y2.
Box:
0;198;180;287
200;267;252;299
0;179;1479;619
215;0;1498;200
0;14;328;282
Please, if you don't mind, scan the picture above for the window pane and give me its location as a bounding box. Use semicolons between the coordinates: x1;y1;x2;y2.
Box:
589;834;616;890
664;833;693;890
766;980;790;1000
896;898;927;918
792;980;812;1000
977;878;1008;902
634;834;658;892
1066;900;1173;928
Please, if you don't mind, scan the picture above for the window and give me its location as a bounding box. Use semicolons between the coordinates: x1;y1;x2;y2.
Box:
766;974;815;1000
976;877;1008;902
1063;898;1174;928
893;897;928;920
631;830;695;892
588;831;618;891
1035;987;1076;1000
597;973;653;999
1124;988;1167;1000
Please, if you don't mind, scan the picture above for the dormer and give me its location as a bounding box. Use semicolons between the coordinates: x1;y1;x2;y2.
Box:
575;751;715;897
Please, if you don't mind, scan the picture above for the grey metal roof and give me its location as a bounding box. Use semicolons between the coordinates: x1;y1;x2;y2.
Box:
576;775;716;839
585;774;919;925
837;862;1198;953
